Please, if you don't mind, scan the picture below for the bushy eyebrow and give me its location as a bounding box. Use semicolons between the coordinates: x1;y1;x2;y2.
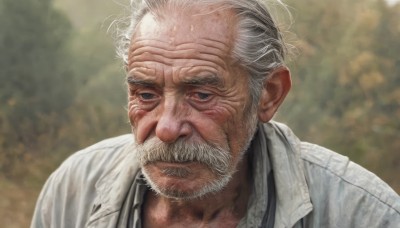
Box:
182;75;224;87
126;74;224;88
126;76;157;87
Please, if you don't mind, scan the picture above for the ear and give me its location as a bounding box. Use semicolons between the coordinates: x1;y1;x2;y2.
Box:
258;66;291;122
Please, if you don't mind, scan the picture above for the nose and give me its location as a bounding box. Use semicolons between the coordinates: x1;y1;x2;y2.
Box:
155;101;191;143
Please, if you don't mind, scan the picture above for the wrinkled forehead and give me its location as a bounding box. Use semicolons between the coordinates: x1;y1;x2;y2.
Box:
132;3;238;48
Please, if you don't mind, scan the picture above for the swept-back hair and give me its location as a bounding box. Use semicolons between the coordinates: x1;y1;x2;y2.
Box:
115;0;290;105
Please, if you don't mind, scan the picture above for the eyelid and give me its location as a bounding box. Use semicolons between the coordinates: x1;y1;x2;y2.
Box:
138;92;157;100
188;89;214;102
131;87;161;103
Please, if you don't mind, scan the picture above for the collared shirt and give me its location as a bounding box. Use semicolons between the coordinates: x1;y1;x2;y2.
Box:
31;121;400;228
123;125;276;228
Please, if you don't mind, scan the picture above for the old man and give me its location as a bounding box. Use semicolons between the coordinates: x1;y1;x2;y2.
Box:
32;0;400;227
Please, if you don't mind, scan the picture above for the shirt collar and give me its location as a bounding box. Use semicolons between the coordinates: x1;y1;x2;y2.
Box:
87;121;313;227
263;121;313;227
88;140;140;225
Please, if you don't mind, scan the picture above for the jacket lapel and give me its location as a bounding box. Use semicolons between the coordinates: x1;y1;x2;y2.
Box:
87;142;140;227
263;122;313;227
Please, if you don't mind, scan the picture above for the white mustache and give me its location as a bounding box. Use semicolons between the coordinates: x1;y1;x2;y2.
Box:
135;137;231;176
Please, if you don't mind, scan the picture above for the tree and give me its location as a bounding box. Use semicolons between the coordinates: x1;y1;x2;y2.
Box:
277;0;400;191
0;0;76;175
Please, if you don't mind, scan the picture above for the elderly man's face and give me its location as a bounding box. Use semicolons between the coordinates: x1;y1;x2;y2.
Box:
127;6;258;199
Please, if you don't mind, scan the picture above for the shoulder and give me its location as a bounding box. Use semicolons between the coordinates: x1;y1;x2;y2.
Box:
264;121;399;210
31;134;137;228
299;142;400;226
259;121;399;227
60;134;134;172
50;134;137;195
50;134;135;185
65;134;134;163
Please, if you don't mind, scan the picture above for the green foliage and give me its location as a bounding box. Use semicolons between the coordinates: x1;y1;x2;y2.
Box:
277;0;400;190
0;0;128;225
0;0;76;173
1;0;400;226
0;0;128;178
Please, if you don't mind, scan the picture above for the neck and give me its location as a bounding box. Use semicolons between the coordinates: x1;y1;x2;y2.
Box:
143;155;251;227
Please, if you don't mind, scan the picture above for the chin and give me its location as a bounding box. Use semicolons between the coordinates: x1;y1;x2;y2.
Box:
141;163;233;200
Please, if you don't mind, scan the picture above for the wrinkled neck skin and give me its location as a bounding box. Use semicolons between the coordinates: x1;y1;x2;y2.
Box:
142;154;251;228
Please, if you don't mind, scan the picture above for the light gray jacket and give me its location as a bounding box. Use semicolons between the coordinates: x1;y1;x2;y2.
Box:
31;121;400;227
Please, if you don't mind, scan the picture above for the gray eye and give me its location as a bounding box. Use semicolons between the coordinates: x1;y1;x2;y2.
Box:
139;93;156;100
197;92;210;100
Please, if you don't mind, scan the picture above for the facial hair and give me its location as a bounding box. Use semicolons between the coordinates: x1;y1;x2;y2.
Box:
134;107;259;200
135;138;234;199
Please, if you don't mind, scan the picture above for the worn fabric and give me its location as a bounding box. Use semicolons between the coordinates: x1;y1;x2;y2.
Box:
31;121;400;228
237;124;275;228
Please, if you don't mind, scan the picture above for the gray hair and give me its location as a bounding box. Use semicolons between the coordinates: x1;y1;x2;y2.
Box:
115;0;290;106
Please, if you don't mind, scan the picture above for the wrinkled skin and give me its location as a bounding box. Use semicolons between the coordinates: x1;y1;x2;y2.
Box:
128;7;252;197
127;4;291;227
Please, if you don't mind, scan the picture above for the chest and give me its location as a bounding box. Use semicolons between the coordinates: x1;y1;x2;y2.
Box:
142;210;241;228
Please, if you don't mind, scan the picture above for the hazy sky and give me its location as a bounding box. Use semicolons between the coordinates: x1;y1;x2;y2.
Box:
386;0;400;6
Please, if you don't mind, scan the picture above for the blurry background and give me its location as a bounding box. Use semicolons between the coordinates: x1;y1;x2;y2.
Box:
0;0;399;227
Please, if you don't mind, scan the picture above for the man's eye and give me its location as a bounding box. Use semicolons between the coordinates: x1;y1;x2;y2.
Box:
139;93;156;100
197;92;210;100
192;92;212;101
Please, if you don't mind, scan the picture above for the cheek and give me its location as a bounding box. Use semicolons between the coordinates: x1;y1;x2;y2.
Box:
195;106;241;143
128;102;156;143
204;102;245;129
202;105;235;127
128;100;144;124
205;104;251;153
